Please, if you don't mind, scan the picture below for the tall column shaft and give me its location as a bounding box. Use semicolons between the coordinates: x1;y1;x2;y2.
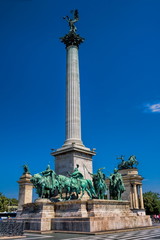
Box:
64;45;82;146
133;184;139;209
130;189;133;209
139;184;144;209
53;29;95;178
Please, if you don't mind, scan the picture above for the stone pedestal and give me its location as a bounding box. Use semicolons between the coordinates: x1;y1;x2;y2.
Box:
118;168;145;212
16;199;55;232
17;173;33;211
106;168;145;214
52;144;95;180
55;200;88;217
17;199;152;233
52;200;152;232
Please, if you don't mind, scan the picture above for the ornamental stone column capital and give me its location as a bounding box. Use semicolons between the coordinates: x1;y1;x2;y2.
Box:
60;31;85;48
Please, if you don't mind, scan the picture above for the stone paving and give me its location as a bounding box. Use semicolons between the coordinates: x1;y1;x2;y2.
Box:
1;226;160;240
28;228;160;240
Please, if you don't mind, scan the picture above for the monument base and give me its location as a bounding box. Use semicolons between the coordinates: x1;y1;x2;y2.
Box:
16;199;55;232
16;199;152;233
51;144;96;180
132;208;146;216
52;199;151;232
52;216;151;233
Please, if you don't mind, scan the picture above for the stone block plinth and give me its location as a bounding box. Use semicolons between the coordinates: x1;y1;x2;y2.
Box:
17;199;152;233
52;144;95;180
87;199;134;217
55;200;88;217
16;199;55;232
52;199;152;232
17;173;33;211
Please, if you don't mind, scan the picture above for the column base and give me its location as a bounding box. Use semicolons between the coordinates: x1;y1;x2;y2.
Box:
131;208;146;216
51;144;96;180
63;138;84;147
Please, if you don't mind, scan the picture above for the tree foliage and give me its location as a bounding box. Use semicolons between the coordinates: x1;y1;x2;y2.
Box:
143;191;160;215
0;193;18;212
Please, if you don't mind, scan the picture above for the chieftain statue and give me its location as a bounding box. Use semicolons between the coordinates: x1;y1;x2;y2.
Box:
109;168;125;200
56;164;96;200
87;167;108;199
68;164;83;179
30;165;58;199
31;164;97;200
30;164;127;201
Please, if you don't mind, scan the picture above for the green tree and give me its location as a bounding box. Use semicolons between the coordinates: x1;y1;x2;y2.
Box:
0;193;18;212
0;193;9;212
143;191;160;215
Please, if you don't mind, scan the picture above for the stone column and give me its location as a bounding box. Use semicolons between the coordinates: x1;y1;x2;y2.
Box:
17;173;33;211
139;184;144;209
65;45;82;146
137;185;140;209
133;183;138;209
60;31;84;147
130;189;133;209
52;26;95;179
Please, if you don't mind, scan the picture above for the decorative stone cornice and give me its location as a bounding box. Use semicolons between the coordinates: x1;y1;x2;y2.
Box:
17;173;33;185
51;144;96;157
60;31;85;48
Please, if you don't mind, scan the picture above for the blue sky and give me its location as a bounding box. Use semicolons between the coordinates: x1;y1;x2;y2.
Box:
0;0;160;199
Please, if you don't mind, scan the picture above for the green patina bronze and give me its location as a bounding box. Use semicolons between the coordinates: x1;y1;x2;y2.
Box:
30;164;97;200
68;164;84;179
23;164;30;174
87;167;108;199
60;10;84;48
109;168;125;200
30;163;128;201
63;9;79;33
30;165;58;199
118;155;138;170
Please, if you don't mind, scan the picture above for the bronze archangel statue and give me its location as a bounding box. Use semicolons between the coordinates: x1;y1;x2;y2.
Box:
63;9;79;33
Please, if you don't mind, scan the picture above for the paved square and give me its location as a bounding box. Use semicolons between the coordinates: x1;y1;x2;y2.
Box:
20;228;160;240
1;228;160;240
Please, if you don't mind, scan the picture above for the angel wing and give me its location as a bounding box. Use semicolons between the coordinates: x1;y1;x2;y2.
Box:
74;9;79;20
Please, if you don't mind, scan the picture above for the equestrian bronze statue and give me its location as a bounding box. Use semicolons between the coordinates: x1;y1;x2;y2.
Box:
30;164;97;200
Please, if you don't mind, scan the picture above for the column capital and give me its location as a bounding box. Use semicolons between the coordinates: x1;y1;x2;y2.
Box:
60;31;85;48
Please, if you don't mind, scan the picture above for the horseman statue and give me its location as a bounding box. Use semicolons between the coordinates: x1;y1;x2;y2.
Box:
118;155;138;170
68;164;83;179
66;164;96;200
109;168;125;200
30;164;96;201
30;164;58;199
88;167;108;199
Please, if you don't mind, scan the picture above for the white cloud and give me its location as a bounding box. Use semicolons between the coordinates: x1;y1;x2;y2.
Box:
145;103;160;113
